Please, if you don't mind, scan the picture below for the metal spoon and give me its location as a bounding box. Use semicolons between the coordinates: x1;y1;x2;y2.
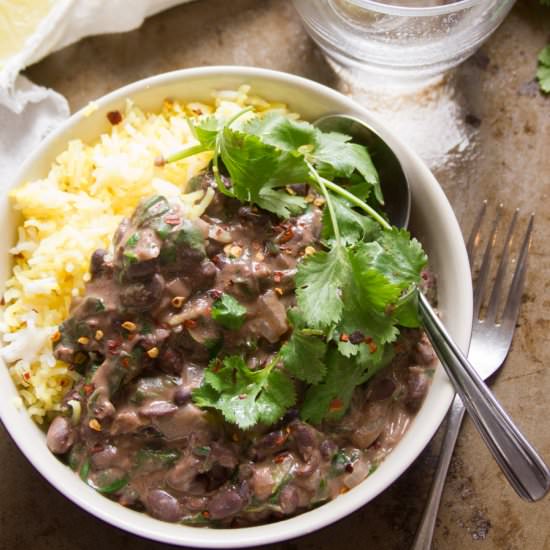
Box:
314;114;550;502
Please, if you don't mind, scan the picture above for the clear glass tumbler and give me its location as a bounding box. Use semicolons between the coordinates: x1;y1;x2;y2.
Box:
293;0;515;87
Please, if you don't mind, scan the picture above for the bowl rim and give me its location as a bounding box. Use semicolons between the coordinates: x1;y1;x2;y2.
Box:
0;65;471;548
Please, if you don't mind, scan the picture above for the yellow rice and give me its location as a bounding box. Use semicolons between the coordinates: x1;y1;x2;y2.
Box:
0;86;286;423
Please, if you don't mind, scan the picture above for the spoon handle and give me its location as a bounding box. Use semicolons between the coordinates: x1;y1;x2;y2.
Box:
418;292;550;502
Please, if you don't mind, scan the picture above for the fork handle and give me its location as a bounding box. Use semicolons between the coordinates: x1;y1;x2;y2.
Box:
411;394;466;550
419;292;550;503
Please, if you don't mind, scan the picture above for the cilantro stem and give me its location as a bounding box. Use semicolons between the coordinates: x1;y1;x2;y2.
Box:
319;176;391;234
321;177;392;231
165;143;208;163
212;106;254;193
226;106;254;127
306;161;341;247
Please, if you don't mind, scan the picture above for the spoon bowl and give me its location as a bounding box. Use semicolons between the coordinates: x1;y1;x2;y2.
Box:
314;114;411;229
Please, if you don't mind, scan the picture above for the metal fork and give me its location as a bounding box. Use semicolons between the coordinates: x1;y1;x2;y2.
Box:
412;203;548;550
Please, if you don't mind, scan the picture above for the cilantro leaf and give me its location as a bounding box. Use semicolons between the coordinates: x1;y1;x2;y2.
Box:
192;355;296;429
314;133;382;203
256;188;307;218
295;247;351;328
219;128;280;202
211;293;247;330
245;112;317;151
281;330;327;384
321;194;381;246
300;348;367;423
193;115;222;149
356;229;428;290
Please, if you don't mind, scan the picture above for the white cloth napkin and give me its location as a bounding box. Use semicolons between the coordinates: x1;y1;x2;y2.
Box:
0;0;192;189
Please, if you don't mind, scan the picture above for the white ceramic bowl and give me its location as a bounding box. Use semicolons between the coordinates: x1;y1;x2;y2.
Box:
0;66;472;548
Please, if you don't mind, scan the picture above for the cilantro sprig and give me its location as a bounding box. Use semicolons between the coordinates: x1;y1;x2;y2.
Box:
166;106;428;429
536;45;550;94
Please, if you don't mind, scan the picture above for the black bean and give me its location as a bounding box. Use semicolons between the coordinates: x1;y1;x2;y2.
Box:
90;249;108;277
291;422;317;462
207;489;245;520
173;386;192;406
279;484;299;514
46;416;75;454
145;489;181;522
120;274;164;312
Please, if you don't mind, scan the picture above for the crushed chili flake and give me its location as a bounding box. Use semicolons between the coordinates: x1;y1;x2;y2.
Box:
273;271;283;283
183;319;197;329
171;296;185;308
164;214;181;225
345;463;354;473
107;339;120;354
274;453;288;464
154;155;166;167
146;347;159;359
106;110;122;125
91;444;105;454
238;394;247;400
329;398;343;412
208;289;223;300
121;321;137;332
368;341;378;353
51;330;61;343
83;384;94;395
23;372;30;381
339;333;349;342
89;418;102;432
202;511;210;519
276;228;294;244
121;357;130;368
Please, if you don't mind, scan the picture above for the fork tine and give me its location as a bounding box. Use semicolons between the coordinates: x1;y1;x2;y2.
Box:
467;200;487;263
485;209;518;323
473;204;503;318
501;213;534;332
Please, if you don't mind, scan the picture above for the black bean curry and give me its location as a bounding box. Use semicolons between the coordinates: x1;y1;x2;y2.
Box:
46;172;435;526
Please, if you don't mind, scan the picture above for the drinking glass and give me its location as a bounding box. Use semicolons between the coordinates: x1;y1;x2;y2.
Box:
293;0;515;87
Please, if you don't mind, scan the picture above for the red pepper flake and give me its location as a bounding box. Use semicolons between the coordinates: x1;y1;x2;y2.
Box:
276;228;294;244
345;463;354;473
274;434;287;446
238;394;246;400
23;372;30;381
208;289;223;300
83;384;94;396
273;271;283;283
339;333;349;342
184;319;197;330
164;214;181;225
107;339;120;354
202;511;210;519
274;453;288;464
121;357;130;368
365;336;373;344
91;444;104;454
339;486;349;495
154;155;165;167
329;398;343;412
106;110;122;125
368;341;378;354
0;296;4;306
